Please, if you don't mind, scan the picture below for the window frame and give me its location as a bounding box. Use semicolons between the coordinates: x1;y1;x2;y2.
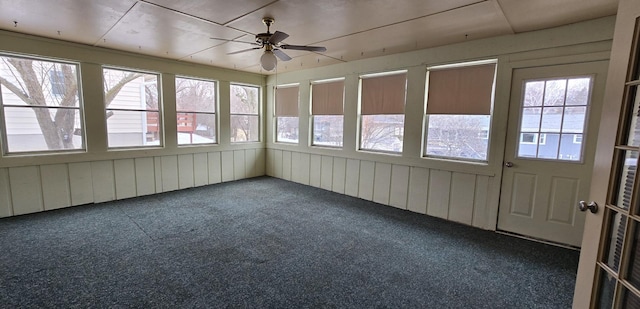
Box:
0;53;86;155
274;83;300;144
230;83;261;143
310;77;345;148
174;76;219;146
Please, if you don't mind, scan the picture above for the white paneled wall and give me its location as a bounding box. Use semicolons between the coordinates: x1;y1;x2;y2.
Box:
267;150;493;229
0;148;265;218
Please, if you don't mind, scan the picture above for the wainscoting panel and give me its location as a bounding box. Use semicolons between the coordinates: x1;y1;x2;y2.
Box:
154;157;163;193
265;150;496;230
69;162;94;206
244;149;256;179
221;151;235;182
193;153;209;187
91;161;116;203
0;168;12;217
9;166;44;215
208;152;222;185
178;154;195;189
135;157;156;196
282;151;292;181
40;164;72;211
114;159;137;199
161;156;180;192
233;150;246;180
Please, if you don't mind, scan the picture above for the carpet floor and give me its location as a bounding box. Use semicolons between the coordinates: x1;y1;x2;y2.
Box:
0;176;579;308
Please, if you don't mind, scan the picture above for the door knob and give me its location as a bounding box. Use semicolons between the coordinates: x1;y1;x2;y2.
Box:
505;162;514;168
578;201;598;214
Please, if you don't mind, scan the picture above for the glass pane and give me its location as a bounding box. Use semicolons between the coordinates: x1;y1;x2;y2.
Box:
544;79;567;106
521;108;541;132
621;287;640;308
541;107;563;132
625;86;640;147
175;77;216;112
597;267;616;309
107;110;161;148
425;115;489;160
565;78;591;106
614;150;638;210
559;134;582;161
313;115;344;147
178;113;216;145
231;115;259;142
563;106;587;133
523;81;544;106
537;133;559;159
230;84;259;114
517;133;538;158
3;106;83;153
361;115;404;153
103;68;159;111
602;210;627;272
625;222;640;290
276;116;299;144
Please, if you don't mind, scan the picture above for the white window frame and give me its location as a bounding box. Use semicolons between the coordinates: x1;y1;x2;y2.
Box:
175;76;218;146
230;83;261;143
311;77;345;148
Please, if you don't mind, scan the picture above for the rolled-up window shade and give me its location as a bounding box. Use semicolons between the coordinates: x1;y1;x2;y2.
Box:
426;63;495;115
361;72;407;115
276;85;299;117
312;80;344;115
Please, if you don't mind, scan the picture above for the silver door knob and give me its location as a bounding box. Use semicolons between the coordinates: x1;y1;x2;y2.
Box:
578;201;598;213
505;162;514;168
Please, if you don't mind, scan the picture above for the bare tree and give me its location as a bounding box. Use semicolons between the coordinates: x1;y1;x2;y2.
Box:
231;85;259;141
427;115;487;159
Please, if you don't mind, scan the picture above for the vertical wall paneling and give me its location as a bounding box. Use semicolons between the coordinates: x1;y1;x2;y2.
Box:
161;155;179;192
290;151;302;183
178;154;195;189
91;161;116;203
408;167;429;214
373;163;392;205
134;157;156;196
9;166;43;215
40;164;71;210
389;165;410;209
0;168;12;217
299;153;311;185
244;149;256;178
320;156;334;191
266;149;275;176
332;157;347;194
427;170;452;219
309;154;322;187
255;148;266;176
472;175;491;229
154;157;163;192
345;159;360;197
233;150;246;180
358;161;375;201
221;151;235;182
68;162;94;206
208;152;222;184
273;150;283;179
282;151;292;181
449;173;477;225
193;153;209;187
114;159;137;199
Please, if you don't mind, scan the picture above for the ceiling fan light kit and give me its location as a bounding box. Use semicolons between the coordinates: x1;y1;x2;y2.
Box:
260;50;277;71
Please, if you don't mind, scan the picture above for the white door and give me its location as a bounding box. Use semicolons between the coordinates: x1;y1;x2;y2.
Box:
498;61;608;247
574;0;640;307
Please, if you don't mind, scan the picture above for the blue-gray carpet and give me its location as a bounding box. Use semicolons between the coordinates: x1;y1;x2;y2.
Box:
0;176;578;308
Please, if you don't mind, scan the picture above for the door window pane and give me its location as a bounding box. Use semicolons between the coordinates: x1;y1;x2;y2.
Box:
540;107;563;132
597;268;616;309
523;81;544;107
625;86;640;146
602;210;627;273
622;287;640;308
625;222;640;290
614;150;637;211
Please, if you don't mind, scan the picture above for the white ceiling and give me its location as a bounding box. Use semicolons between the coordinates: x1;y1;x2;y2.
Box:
0;0;619;75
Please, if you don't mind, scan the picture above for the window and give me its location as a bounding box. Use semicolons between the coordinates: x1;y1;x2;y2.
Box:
230;84;260;142
359;71;407;153
424;61;496;161
175;77;217;145
275;84;299;144
311;79;344;147
0;54;84;153
103;67;161;148
516;77;592;161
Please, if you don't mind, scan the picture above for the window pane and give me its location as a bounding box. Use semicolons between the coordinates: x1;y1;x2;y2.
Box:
602;209;627;272
107;110;160;147
313;115;343;147
521;108;542;133
566;78;591;105
543;79;567;106
622;287;640;308
537;133;559;159
523;81;545;107
230;84;259;114
276;117;299;143
596;267;616;309
177;113;216;145
231;115;259;142
614;150;638;211
175;77;216;112
0;56;83;153
361;115;404;152
558;134;581;161
625;86;640;146
425;115;489;160
103;68;159;111
563;106;586;133
540;107;563;133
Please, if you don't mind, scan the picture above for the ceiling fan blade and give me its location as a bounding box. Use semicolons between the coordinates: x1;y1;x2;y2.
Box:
273;49;292;61
211;37;259;46
268;31;289;44
280;44;327;52
227;47;262;55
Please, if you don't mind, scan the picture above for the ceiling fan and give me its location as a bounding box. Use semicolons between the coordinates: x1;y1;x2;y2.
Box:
213;17;327;71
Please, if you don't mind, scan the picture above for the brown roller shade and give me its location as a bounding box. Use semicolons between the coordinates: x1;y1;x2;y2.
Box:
426;63;496;115
312;80;344;115
361;72;407;115
275;85;299;117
